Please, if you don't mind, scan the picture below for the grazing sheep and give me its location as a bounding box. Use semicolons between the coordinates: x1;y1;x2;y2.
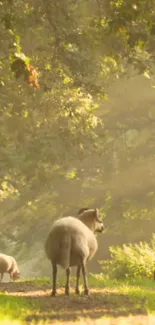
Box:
45;208;104;296
0;253;20;282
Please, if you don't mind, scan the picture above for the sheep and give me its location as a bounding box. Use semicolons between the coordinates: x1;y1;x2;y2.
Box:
45;208;104;296
0;253;20;282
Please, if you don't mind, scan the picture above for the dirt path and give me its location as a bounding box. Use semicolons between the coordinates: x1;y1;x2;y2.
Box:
0;282;154;325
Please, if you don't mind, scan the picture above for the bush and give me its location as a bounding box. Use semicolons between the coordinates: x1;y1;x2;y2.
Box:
100;234;155;280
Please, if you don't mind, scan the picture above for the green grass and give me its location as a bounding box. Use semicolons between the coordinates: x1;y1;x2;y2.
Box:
0;275;155;324
18;276;51;285
90;273;155;313
0;295;32;325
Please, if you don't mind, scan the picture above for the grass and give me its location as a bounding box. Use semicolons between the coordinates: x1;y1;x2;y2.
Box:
0;275;155;324
90;274;155;313
0;295;31;325
18;276;52;285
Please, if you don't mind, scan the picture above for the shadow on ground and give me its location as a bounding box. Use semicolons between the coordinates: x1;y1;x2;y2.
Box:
0;281;147;324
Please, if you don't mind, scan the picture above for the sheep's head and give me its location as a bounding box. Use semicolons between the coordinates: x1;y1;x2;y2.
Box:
13;270;20;281
78;208;104;233
92;208;104;233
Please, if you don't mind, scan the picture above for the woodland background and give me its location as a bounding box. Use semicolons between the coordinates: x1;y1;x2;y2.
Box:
1;0;155;278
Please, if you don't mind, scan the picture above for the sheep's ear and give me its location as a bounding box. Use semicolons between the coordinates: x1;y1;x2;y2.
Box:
78;207;89;215
95;208;99;216
94;208;101;221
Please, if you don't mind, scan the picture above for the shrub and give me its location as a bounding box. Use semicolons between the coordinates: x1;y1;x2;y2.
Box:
100;234;155;280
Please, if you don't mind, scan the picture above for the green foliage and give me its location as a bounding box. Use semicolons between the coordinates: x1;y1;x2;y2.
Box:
100;234;155;279
1;0;155;271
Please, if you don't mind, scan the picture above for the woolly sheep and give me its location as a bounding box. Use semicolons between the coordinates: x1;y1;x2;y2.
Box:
45;208;104;296
0;253;20;282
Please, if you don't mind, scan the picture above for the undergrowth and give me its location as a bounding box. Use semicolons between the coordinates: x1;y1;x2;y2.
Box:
99;234;155;280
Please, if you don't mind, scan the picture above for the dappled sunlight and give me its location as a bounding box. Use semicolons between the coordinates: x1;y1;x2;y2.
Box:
1;0;155;324
0;280;151;324
1;315;155;325
0;320;21;325
56;315;155;325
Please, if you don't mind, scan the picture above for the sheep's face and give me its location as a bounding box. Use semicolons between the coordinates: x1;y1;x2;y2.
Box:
94;208;104;233
13;271;20;281
78;208;105;232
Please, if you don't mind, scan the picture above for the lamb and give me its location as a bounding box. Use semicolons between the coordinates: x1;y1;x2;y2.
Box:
45;208;104;296
0;253;20;282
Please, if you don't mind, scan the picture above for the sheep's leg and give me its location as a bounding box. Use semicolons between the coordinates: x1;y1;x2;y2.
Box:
75;266;81;295
65;267;70;295
81;262;89;295
51;263;57;296
0;273;4;282
10;272;13;282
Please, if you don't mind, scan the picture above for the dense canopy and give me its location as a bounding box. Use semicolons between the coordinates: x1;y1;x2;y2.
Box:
1;0;155;275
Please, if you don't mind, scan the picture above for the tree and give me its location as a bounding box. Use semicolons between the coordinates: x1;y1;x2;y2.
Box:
1;0;155;271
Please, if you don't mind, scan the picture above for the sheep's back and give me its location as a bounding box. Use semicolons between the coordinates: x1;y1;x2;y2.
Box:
9;256;19;273
45;217;98;266
49;216;93;235
0;253;13;273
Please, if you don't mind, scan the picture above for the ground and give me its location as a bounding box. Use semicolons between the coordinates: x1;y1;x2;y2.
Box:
0;277;155;324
